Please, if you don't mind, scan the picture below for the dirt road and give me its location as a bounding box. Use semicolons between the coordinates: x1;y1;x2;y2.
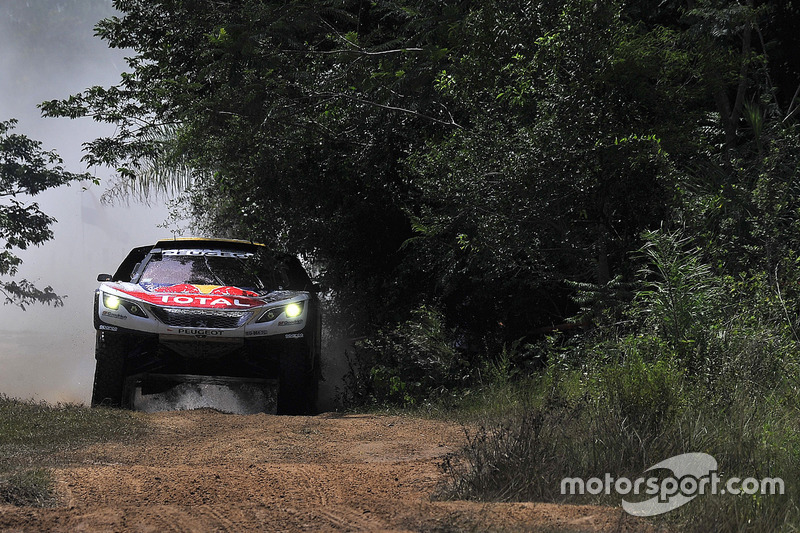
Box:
0;410;651;532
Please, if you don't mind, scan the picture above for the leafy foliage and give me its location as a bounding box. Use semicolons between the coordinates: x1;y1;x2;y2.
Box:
42;0;469;329
342;305;471;407
0;119;88;308
39;0;800;403
634;228;724;368
439;366;800;532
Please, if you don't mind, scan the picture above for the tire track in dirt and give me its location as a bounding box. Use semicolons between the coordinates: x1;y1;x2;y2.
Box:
0;410;658;532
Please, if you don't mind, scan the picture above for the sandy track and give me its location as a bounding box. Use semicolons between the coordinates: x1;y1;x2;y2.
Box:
0;410;651;532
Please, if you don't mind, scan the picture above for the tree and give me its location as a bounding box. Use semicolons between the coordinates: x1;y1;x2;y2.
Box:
0;119;88;308
39;0;800;355
400;1;684;340
41;0;464;330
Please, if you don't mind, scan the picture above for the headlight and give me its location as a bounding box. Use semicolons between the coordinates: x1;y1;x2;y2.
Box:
256;301;305;323
103;293;121;310
102;293;148;318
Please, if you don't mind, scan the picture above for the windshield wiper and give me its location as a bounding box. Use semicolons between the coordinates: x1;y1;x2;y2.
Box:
203;256;226;286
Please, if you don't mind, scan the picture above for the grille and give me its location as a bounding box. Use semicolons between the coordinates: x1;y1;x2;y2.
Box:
150;307;250;329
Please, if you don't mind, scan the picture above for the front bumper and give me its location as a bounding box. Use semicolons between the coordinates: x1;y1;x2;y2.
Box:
100;328;314;380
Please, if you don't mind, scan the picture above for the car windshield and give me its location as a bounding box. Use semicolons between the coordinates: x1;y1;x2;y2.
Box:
137;249;292;292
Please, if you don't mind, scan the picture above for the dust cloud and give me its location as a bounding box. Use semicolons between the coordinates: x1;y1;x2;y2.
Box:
0;2;169;404
130;375;280;415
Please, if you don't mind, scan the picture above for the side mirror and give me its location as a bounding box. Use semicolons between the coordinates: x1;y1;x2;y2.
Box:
97;274;113;282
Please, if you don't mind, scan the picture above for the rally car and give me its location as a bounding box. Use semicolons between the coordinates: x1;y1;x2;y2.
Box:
92;238;321;414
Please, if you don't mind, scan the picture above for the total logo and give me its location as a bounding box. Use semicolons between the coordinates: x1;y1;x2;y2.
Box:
124;290;263;309
158;295;252;307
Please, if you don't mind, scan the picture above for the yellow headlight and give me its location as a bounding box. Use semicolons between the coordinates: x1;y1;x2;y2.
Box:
103;294;121;310
285;303;302;318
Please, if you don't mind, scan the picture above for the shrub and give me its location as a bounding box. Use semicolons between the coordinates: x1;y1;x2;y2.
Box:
342;305;472;407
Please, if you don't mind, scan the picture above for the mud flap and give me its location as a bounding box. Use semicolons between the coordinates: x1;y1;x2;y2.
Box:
125;373;278;414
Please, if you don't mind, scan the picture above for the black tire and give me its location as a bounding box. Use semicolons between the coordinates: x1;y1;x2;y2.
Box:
90;332;128;407
277;348;318;415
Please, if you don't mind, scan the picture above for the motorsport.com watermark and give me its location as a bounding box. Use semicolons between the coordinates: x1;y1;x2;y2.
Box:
561;453;784;516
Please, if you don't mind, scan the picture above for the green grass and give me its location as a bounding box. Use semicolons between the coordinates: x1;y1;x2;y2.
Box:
0;395;147;507
0;468;53;507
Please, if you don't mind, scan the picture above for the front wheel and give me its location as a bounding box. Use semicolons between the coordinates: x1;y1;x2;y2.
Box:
90;332;128;407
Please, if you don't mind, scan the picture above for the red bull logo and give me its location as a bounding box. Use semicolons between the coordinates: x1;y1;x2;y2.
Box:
116;285;264;309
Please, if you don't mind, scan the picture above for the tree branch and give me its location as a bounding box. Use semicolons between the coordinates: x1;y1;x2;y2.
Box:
321;93;462;128
279;47;424;56
783;83;800;123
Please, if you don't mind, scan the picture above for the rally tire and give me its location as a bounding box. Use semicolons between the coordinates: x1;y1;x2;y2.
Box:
91;332;128;407
277;348;317;415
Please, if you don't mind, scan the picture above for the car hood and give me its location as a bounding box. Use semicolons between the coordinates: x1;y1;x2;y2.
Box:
102;282;301;310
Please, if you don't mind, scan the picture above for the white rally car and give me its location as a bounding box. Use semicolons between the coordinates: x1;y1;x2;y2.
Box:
92;238;321;414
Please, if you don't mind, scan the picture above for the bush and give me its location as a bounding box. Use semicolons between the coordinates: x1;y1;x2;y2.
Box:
588;342;686;432
342;305;472;407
